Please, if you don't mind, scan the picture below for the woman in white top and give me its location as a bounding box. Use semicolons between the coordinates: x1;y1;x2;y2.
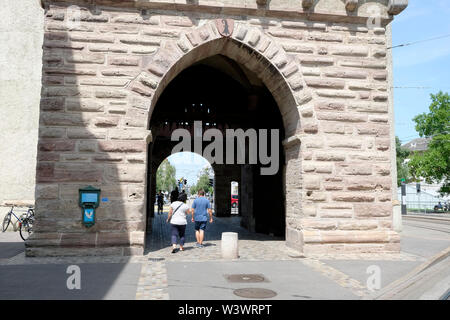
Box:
166;193;191;253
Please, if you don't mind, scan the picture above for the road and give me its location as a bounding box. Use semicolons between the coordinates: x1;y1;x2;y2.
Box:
375;214;450;299
403;215;450;234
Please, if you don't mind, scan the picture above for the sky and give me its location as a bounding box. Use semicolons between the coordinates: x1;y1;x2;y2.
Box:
163;0;450;184
166;152;212;187
392;0;450;143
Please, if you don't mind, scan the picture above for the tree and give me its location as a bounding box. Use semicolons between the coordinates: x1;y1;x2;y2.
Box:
408;91;450;195
156;159;177;192
396;136;411;186
191;166;214;195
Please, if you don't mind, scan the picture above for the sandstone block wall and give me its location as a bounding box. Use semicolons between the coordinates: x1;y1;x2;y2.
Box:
29;0;406;256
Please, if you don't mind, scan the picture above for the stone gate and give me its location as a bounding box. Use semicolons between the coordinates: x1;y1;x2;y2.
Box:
29;0;408;256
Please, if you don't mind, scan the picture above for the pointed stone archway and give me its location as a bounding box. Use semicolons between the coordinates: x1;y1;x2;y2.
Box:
30;4;403;256
124;20;312;251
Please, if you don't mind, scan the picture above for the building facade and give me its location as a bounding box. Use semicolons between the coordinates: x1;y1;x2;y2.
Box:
27;0;408;256
0;0;44;223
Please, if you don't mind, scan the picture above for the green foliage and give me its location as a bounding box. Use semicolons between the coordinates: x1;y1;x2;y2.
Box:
156;159;177;193
396;136;411;186
190;166;213;195
408;91;450;195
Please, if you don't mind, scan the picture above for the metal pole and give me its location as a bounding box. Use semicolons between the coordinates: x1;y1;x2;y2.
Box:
401;183;407;215
418;192;421;214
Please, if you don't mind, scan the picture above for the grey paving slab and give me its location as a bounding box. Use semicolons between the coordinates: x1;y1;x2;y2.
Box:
401;236;450;258
0;231;25;259
0;263;141;300
0;241;24;259
166;260;358;300
320;260;423;290
401;222;450;258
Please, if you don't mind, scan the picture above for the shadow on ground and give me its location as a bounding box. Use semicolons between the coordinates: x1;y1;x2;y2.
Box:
145;211;284;254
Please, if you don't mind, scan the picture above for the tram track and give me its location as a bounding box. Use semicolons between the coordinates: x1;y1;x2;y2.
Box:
403;216;450;234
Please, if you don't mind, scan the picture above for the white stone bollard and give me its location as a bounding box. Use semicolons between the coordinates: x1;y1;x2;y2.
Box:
221;232;239;259
392;200;402;233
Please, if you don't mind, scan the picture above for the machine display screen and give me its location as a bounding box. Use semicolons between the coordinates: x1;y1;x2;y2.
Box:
81;193;98;203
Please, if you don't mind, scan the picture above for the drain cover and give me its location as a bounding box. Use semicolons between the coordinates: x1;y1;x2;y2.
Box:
225;274;267;283
233;288;277;299
148;257;165;262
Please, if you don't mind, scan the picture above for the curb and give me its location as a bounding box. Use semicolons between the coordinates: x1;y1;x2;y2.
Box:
403;214;450;222
419;274;450;300
368;246;450;300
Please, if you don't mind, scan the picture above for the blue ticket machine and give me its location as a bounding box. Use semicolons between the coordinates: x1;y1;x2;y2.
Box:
79;186;101;228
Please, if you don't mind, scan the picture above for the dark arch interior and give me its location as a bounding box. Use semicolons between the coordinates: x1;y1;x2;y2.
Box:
147;54;286;238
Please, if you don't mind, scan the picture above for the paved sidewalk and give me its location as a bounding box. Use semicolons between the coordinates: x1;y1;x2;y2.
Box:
0;212;448;300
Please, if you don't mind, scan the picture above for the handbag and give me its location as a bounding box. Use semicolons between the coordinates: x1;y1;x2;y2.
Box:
168;202;184;223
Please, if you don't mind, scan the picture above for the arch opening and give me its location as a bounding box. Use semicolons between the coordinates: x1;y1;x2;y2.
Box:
145;54;287;246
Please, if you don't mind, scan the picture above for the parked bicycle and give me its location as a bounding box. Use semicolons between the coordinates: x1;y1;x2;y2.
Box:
2;205;34;241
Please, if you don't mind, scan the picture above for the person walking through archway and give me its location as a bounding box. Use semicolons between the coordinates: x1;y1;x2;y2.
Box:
166;193;191;253
191;189;213;248
157;190;164;215
170;188;179;203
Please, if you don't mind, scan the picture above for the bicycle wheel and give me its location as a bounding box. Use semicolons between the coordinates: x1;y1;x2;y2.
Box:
19;218;33;241
2;213;11;232
27;209;34;219
13;219;20;232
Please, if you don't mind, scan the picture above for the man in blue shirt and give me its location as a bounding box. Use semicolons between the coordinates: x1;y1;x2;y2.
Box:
191;189;213;248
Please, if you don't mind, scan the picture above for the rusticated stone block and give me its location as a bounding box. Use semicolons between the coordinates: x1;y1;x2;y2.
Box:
332;193;375;202
376;138;391;151
66;53;105;64
337;163;372;176
319;230;397;244
328;139;362;149
111;14;160;25
98;141;146;153
305;78;345;89
315;152;346;161
162;15;195;27
61;233;97;247
103;165;146;183
375;164;391;176
52;164;103;183
39;140;75;152
307;33;343;42
304;176;321;190
317;112;368;123
303;123;318;134
66;99;104;112
95;90;127;99
67;128;107;140
356;123;390;136
301;219;337;230
330;45;368;57
109;56;141;66
338;220;378;231
39;128;66;139
41;97;64;111
93;116;120;127
97;233;130;246
77;141;97;152
36;184;59;200
354;203;392;217
69;34;115;43
346;178;377;191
